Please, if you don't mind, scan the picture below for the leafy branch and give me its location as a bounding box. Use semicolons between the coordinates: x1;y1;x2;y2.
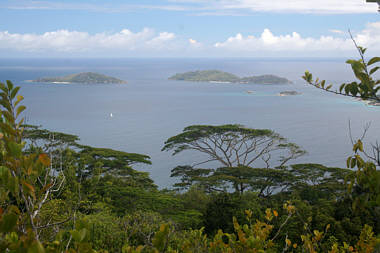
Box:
303;32;380;102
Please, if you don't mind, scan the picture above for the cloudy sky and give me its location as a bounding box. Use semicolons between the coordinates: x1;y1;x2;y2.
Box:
0;0;379;57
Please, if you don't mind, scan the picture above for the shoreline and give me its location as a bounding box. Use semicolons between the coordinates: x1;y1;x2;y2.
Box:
356;98;380;106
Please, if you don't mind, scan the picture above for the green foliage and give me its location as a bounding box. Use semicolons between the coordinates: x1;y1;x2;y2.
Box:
163;124;274;155
169;70;240;82
170;166;214;191
34;72;127;84
170;162;350;198
163;124;305;165
239;74;291;84
346;140;380;211
23;124;80;148
169;70;291;84
77;145;152;179
164;124;305;194
303;44;380;102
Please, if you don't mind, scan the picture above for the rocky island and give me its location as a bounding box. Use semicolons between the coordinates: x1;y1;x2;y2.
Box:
169;70;291;84
33;72;127;84
279;91;302;96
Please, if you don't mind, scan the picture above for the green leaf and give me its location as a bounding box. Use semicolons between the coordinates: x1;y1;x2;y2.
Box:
0;165;8;175
7;142;22;158
79;228;87;242
0;82;7;93
357;140;364;152
14;95;24;107
339;83;346;93
356;72;369;83
152;224;170;251
0;122;16;136
0;99;12;112
376;194;380;205
345;84;352;95
0;213;18;233
306;72;312;82
369;66;379;75
70;230;81;242
368;57;380;66
326;84;332;91
6;80;13;91
16;105;26;118
71;228;87;242
347;157;351;168
321;80;325;89
27;241;45;253
2;110;15;123
10;86;20;100
350;157;356;168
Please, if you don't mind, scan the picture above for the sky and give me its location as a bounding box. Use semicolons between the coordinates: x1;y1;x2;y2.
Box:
0;0;379;57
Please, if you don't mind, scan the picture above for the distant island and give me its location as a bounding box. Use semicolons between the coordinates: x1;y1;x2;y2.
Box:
33;72;127;84
169;70;292;84
279;91;301;96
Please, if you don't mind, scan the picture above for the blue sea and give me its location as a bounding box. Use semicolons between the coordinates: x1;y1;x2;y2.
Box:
0;58;379;188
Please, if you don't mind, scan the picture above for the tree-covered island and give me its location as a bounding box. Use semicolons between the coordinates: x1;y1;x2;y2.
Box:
169;70;292;84
33;72;127;84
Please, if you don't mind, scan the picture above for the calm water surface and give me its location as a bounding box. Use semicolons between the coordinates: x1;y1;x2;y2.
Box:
0;58;379;187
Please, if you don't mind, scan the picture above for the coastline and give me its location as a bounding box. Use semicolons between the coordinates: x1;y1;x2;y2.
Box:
357;98;380;106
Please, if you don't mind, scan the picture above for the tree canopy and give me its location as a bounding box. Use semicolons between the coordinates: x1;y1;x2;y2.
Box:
162;124;305;169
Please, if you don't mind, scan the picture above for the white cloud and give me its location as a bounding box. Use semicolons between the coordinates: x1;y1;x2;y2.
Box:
329;29;345;35
170;0;378;14
222;0;376;14
1;1;190;13
213;22;380;56
188;38;202;48
3;0;378;14
0;22;379;57
0;28;179;56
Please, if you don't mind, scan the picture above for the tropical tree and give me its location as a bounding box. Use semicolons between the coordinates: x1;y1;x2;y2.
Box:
163;124;306;193
163;124;305;168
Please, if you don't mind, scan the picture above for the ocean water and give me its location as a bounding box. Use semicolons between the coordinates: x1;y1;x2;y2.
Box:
0;58;379;188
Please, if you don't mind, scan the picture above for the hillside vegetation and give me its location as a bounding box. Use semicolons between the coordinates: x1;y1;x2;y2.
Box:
169;70;291;84
34;72;127;84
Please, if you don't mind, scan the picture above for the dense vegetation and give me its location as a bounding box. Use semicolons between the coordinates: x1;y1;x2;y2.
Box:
169;70;291;84
169;70;240;82
239;75;292;84
0;48;379;252
34;72;127;84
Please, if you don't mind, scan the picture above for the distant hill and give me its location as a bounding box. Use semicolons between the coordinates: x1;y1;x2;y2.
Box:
239;75;292;84
169;70;240;82
33;72;127;84
279;91;302;96
169;70;291;84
